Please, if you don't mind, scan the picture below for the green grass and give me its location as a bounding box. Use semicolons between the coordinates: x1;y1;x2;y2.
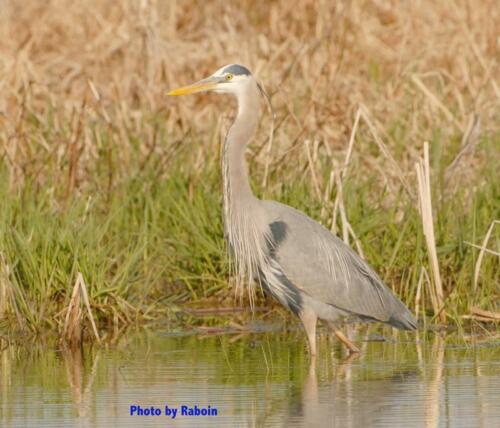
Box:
0;118;498;339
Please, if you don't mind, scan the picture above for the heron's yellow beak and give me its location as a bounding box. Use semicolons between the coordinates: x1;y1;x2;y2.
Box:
167;78;218;96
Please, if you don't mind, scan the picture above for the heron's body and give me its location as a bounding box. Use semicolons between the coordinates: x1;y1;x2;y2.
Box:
260;200;416;329
169;64;416;356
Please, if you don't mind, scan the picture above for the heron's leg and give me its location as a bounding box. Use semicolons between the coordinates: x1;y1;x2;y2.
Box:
334;330;360;354
299;307;317;356
327;322;360;354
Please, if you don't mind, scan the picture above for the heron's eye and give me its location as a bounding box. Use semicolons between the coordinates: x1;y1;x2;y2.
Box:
225;73;234;81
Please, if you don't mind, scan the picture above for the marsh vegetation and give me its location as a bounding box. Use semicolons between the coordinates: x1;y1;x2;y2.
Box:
0;0;498;340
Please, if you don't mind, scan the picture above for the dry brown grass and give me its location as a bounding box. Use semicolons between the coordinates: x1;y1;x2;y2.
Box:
1;0;498;188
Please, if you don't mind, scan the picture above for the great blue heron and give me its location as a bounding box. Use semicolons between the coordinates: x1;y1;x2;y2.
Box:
168;64;417;356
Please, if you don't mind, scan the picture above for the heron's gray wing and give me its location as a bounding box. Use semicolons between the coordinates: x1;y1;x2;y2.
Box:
262;200;414;327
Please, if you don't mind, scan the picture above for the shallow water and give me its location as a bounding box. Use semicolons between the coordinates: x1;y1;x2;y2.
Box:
1;327;499;427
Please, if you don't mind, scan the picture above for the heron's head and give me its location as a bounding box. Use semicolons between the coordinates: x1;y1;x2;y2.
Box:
167;64;255;98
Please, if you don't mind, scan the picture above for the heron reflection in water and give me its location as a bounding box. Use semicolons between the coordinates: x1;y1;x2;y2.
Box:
168;64;416;356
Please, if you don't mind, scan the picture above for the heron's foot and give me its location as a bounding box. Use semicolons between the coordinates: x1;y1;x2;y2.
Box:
334;329;360;354
340;351;360;364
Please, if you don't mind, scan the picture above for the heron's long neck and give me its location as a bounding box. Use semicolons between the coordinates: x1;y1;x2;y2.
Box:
222;84;260;215
222;82;269;297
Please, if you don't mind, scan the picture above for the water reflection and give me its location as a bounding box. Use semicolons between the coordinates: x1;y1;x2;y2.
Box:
61;345;100;418
1;329;499;427
424;333;444;428
283;353;418;427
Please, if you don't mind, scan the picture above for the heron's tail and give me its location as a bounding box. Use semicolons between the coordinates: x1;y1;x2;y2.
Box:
387;305;418;330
